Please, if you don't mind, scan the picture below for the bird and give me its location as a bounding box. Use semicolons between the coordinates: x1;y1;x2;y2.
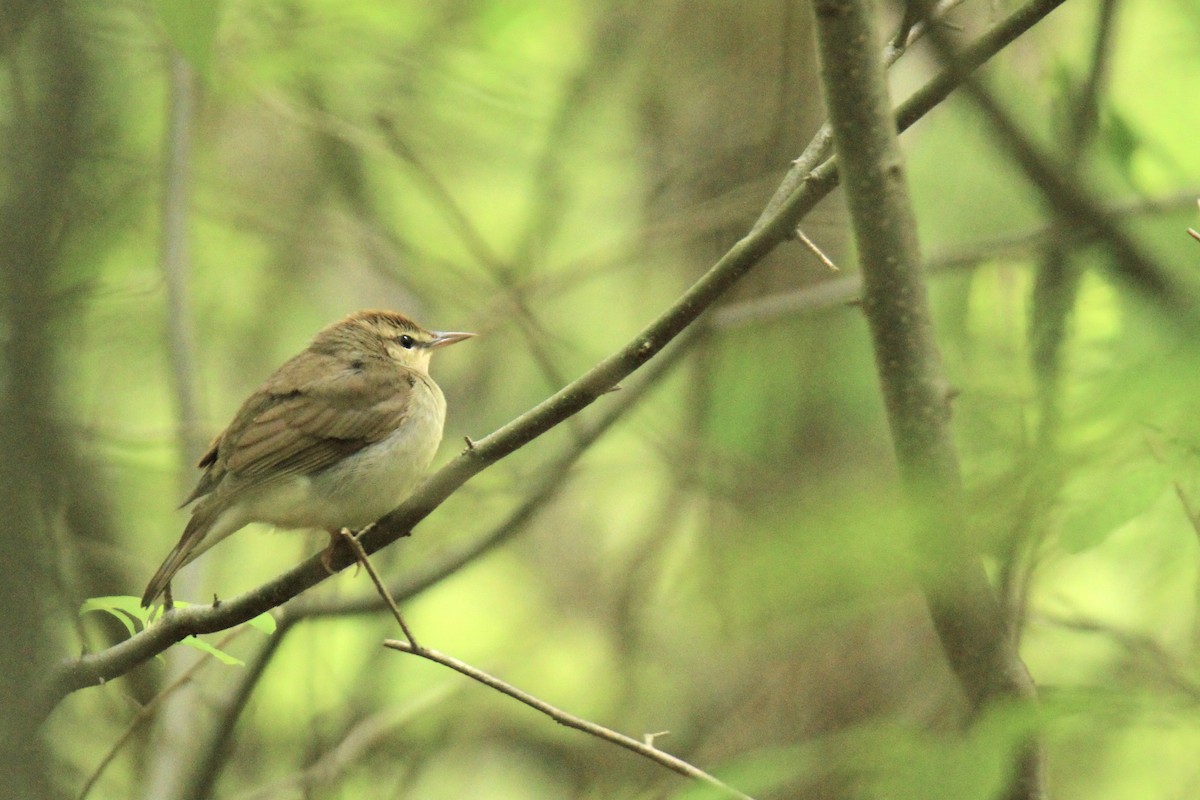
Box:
140;309;474;607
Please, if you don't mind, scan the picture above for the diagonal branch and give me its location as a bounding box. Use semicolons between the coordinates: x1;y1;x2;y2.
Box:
37;0;1072;722
913;0;1193;319
383;639;755;800
37;150;817;722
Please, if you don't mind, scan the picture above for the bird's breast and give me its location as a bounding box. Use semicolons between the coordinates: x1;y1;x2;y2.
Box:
319;380;447;524
259;379;448;531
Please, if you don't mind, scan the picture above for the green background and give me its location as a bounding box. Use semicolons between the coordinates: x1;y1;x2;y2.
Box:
7;1;1200;798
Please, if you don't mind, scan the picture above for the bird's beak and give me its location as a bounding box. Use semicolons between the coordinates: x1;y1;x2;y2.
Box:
428;330;476;349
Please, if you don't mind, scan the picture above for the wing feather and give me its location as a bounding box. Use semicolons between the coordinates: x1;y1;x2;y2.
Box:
187;358;418;502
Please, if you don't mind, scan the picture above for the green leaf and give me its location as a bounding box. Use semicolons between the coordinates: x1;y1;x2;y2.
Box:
156;0;222;79
80;595;153;637
181;636;244;666
80;595;276;667
851;703;1037;800
1058;460;1171;553
669;743;814;800
245;611;277;635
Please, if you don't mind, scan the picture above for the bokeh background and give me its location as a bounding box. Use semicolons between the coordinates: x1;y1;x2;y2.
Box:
6;1;1200;798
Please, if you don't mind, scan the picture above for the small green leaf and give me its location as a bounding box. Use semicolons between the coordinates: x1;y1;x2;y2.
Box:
80;596;153;637
181;636;244;666
1059;460;1171;553
80;595;275;667
246;611;277;635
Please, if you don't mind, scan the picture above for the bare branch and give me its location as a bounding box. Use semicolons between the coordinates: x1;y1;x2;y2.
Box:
383;639;755;800
914;0;1193;319
337;529;418;649
794;228;839;271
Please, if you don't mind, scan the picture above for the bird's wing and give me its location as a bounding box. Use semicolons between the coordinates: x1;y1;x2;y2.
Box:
196;359;421;499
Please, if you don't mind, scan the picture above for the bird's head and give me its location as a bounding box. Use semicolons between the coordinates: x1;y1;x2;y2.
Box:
316;310;475;373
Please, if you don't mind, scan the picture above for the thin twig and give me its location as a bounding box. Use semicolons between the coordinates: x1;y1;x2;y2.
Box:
337;529;418;650
382;639;755;800
794;227;839;271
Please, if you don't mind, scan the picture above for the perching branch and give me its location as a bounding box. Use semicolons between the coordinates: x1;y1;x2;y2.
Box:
38;0;1070;721
811;2;1041;800
382;639;755;800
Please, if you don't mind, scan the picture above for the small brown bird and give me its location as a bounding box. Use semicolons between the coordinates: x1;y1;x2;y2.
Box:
141;310;473;607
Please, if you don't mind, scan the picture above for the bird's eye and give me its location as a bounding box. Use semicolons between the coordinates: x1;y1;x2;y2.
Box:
396;334;416;349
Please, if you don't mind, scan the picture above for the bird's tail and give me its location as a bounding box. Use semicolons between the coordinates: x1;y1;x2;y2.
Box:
140;500;225;607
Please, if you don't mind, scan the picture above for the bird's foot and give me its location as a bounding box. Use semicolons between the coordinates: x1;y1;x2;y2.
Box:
321;530;342;574
324;527;369;576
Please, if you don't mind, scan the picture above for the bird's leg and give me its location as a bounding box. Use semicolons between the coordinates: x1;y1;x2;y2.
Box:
322;527;370;575
321;530;341;574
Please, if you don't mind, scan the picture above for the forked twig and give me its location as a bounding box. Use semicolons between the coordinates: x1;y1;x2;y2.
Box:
338;529;420;650
382;639;755;800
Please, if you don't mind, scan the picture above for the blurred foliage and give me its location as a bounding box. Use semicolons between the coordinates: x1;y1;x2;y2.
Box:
6;0;1200;798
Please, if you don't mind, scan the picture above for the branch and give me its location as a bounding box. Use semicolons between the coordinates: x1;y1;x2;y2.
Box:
811;1;1041;799
914;0;1194;319
38;0;1070;720
383;639;755;800
1004;0;1121;641
716;189;1200;330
